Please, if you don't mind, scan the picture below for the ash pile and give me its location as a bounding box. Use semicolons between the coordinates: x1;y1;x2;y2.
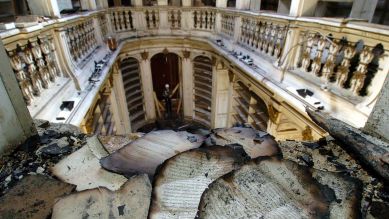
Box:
0;112;388;219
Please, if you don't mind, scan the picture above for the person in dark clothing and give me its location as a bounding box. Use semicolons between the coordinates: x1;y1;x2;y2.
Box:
163;84;172;119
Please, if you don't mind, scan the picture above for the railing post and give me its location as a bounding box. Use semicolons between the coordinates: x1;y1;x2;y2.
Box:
139;53;157;121
233;16;242;44
181;52;194;118
278;25;301;71
215;9;222;34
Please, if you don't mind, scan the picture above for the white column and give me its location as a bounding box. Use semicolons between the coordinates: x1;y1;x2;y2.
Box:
277;0;291;14
216;0;227;8
157;0;168;6
289;0;319;17
212;63;230;129
27;0;61;17
236;0;250;10
112;66;132;134
250;0;261;11
139;56;157;121
182;0;192;6
350;0;378;22
0;41;37;153
181;56;194;119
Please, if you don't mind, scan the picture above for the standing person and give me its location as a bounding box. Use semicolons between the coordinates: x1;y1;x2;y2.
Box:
163;84;172;119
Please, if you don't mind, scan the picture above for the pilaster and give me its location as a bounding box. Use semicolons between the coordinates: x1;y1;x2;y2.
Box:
181;52;194;119
139;54;157;121
112;64;132;134
212;61;230;129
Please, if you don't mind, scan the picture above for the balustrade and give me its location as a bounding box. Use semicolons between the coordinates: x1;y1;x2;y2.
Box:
145;9;159;29
296;31;385;96
6;35;61;105
240;16;288;59
64;19;98;63
221;13;235;38
168;9;182;29
2;6;389;107
98;13;109;39
109;8;135;32
192;8;216;31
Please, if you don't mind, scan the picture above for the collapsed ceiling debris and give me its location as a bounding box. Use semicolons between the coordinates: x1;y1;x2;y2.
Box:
52;174;151;219
149;146;247;219
100;130;204;176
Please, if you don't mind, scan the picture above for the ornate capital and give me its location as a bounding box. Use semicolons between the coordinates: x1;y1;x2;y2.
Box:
141;51;149;60
302;126;313;141
182;50;190;59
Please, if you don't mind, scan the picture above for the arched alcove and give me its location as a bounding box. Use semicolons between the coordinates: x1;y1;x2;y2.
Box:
151;52;181;118
120;57;146;131
193;55;213;127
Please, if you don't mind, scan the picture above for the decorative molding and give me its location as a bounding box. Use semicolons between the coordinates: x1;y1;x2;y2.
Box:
141;51;149;60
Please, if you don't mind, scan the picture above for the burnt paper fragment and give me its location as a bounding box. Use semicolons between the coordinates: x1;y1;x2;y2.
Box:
197;157;331;219
52;174;151;219
206;127;280;158
149;146;246;219
51;136;127;191
100;130;204;176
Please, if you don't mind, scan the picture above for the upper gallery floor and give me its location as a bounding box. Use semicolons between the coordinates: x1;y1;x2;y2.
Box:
0;0;389;140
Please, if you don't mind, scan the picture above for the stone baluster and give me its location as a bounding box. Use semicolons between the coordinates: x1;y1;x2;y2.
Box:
350;47;374;95
322;41;340;81
335;44;356;87
301;34;315;72
9;52;35;105
31;41;50;88
193;10;198;29
111;11;117;31
41;37;59;80
268;25;277;55
199;11;203;29
22;47;43;96
311;38;327;76
145;10;151;29
124;9;130;30
206;11;211;29
274;26;286;58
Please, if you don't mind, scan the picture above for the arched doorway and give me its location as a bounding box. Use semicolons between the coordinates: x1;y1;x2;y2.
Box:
150;52;181;118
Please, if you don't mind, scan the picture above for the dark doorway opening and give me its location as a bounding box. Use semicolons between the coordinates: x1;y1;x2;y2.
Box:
151;52;180;100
